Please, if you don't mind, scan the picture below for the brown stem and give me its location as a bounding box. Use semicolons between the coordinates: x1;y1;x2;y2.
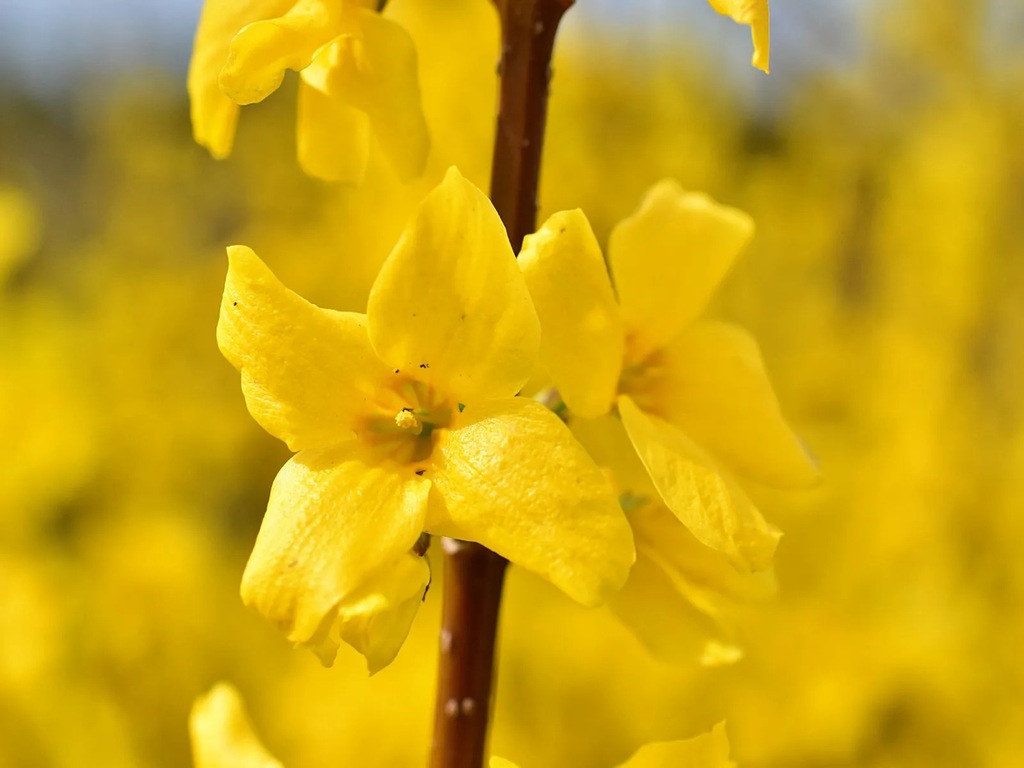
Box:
428;3;572;768
429;539;507;768
490;0;574;251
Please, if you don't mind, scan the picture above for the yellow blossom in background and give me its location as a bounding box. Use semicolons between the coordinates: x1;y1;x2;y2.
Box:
191;683;283;768
492;721;736;767
188;0;429;182
219;166;633;671
706;0;770;73
0;185;40;285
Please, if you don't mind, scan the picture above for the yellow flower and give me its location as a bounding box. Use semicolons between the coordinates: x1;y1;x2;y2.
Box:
493;721;737;767
188;0;429;183
190;683;283;768
707;0;770;73
218;167;634;671
519;181;818;574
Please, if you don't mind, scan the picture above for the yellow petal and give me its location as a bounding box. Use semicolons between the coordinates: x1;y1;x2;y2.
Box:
321;550;431;674
218;245;391;452
490;760;518;768
190;683;283;768
367;167;540;404
219;0;341;105
296;77;370;183
519;209;624;418
635;502;775;603
609;539;723;666
658;321;820;488
608;182;753;362
707;0;770;73
309;11;430;181
426;397;634;606
621;722;736;767
188;0;294;157
617;395;779;572
609;502;774;665
570;414;654;499
241;442;431;668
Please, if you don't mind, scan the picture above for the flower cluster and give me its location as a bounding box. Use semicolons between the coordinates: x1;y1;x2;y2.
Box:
195;0;794;765
218;165;815;672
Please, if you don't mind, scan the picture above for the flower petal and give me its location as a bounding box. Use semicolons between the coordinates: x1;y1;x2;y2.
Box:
296;77;370;183
609;502;774;665
707;0;770;73
321;550;431;674
569;414;654;499
311;11;430;181
187;0;294;157
519;209;624;418
426;397;634;606
367;167;540;404
608;182;753;362
608;540;723;666
241;442;431;668
219;0;342;105
658;321;820;488
621;722;736;767
617;395;779;572
218;245;391;452
190;683;283;768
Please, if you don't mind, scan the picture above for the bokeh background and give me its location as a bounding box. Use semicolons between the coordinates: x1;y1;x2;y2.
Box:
2;0;1024;766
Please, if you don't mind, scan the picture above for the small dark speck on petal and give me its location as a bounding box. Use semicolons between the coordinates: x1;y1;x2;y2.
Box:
288;559;298;568
395;369;400;374
415;469;425;476
419;363;429;369
233;301;238;306
460;313;467;321
559;227;566;234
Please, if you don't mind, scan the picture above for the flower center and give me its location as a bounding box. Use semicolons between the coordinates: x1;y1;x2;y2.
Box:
359;377;453;468
618;339;667;413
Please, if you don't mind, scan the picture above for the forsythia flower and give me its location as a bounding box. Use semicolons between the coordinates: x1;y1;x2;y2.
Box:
492;722;737;768
218;167;633;671
190;683;283;768
707;0;770;73
519;181;818;576
188;0;429;183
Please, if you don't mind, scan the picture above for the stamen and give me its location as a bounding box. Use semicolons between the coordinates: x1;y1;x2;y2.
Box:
394;408;423;435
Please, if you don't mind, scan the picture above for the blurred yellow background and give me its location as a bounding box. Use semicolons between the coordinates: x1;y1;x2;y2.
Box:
2;0;1023;766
